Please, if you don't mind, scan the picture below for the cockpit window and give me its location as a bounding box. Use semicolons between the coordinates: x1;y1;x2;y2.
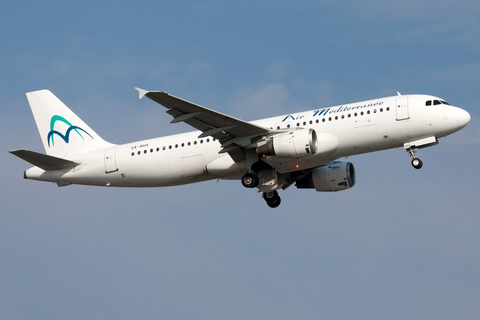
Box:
426;100;451;106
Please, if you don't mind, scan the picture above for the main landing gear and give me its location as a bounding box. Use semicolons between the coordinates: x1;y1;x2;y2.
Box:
263;191;281;208
406;147;423;169
241;171;282;208
241;172;259;188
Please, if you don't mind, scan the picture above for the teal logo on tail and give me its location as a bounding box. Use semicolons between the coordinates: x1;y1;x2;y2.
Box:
47;115;93;147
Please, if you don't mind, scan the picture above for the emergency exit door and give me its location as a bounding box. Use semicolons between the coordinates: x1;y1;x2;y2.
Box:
104;148;118;173
395;96;410;121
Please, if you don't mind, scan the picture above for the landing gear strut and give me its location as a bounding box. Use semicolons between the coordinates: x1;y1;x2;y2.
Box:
241;149;261;188
406;147;423;169
263;191;281;208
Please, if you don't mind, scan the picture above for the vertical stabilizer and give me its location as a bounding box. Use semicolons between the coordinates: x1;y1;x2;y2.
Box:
26;90;113;157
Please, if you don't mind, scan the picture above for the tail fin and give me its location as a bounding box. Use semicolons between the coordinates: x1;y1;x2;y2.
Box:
26;90;113;157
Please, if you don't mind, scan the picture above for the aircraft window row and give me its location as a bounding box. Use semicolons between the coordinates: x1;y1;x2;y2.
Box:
276;107;391;129
426;100;450;106
131;138;215;156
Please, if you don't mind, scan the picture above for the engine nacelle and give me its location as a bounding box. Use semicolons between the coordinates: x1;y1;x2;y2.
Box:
296;162;356;192
256;129;318;159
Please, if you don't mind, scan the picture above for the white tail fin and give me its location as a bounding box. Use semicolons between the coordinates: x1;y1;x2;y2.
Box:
26;90;113;157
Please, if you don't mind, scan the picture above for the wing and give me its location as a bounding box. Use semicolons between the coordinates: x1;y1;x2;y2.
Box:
136;88;275;162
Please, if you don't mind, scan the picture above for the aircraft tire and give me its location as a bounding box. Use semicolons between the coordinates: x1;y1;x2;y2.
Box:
264;191;281;208
241;172;259;188
266;195;281;208
412;158;423;169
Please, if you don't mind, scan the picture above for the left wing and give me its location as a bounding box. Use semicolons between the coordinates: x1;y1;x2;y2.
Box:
136;88;276;161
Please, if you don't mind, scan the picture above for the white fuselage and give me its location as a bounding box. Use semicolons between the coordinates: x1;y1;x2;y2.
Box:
25;94;469;187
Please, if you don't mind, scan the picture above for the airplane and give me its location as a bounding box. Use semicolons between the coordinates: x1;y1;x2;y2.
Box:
10;88;471;208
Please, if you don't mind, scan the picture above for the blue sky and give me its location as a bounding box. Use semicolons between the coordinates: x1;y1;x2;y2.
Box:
1;1;480;319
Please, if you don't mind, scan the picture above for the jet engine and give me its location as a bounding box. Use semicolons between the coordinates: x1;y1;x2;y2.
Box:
256;129;318;159
296;162;356;192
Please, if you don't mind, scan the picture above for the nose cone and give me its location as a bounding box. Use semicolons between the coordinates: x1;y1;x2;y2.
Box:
456;108;471;129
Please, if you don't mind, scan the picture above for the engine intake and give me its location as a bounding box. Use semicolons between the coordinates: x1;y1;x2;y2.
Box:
256;129;318;159
296;162;356;192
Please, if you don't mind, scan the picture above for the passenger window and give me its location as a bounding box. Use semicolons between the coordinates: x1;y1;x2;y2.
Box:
131;152;134;156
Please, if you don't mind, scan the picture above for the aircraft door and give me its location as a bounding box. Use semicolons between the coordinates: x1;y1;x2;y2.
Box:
104;148;118;173
395;96;410;121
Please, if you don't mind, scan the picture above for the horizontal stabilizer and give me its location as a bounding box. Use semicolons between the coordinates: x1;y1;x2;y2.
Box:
10;149;80;171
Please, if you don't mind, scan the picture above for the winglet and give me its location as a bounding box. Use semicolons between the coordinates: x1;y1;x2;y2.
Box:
135;87;149;99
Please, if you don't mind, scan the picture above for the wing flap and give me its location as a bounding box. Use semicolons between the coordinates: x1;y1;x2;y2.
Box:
10;149;80;171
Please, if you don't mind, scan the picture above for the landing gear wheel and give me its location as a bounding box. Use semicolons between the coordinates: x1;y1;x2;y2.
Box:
266;197;281;208
406;147;423;170
263;191;281;208
411;158;423;169
241;172;259;188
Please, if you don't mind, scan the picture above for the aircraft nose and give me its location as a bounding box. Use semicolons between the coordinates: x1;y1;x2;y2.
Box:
456;108;471;129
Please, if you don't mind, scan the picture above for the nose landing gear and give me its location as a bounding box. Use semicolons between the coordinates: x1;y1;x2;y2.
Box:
404;137;438;170
406;147;423;169
411;157;423;169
